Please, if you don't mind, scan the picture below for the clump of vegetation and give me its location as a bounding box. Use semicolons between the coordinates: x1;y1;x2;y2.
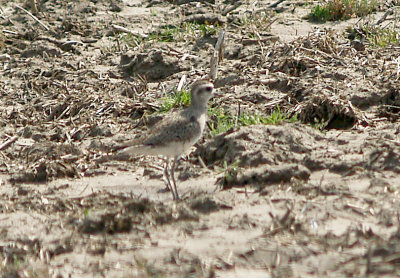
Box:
215;160;241;187
116;21;220;50
148;22;220;42
208;106;297;136
185;22;219;37
148;25;182;42
240;11;273;30
367;27;400;47
359;23;400;47
308;0;377;22
158;89;191;113
308;5;332;22
235;11;274;38
119;32;145;48
348;22;400;48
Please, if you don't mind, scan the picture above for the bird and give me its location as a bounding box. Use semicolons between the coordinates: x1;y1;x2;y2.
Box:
115;79;214;200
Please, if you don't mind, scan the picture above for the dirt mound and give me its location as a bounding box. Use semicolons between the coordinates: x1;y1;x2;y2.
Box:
120;50;190;80
197;124;322;166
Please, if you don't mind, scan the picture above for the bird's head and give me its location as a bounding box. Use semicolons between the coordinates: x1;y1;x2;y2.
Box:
191;79;214;105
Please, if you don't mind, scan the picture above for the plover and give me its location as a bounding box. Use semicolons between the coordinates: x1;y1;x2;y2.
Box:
116;79;214;200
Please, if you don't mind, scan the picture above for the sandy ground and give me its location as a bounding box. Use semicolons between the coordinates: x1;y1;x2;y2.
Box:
1;0;400;277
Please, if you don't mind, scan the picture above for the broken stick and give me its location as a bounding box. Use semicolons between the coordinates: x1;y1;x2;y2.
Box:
208;29;225;81
15;4;49;31
0;136;18;151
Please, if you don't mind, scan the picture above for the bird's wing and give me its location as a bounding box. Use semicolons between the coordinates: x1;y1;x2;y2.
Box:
117;110;202;156
142;111;201;147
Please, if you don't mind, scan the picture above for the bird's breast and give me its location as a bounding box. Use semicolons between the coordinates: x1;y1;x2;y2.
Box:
197;113;207;133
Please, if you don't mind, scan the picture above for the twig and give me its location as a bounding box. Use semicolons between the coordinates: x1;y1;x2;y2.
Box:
0;136;18;151
15;4;49;31
221;1;242;16
198;155;208;169
0;54;11;61
3;29;18;35
166;45;183;55
62;40;84;46
112;24;147;38
376;7;394;25
208;29;225;81
268;0;285;8
263;98;285;107
177;75;186;92
299;46;347;66
78;183;90;195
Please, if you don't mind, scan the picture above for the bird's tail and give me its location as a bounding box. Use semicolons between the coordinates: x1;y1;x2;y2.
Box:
117;145;150;156
95;141;148;164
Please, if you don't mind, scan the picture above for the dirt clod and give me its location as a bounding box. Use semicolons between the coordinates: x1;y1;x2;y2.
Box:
120;50;189;80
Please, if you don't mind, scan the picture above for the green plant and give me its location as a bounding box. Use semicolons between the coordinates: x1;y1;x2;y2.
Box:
308;5;332;22
119;33;144;48
265;106;298;125
182;22;220;37
360;23;400;47
216;160;242;186
158;89;191;113
311;117;327;130
148;25;181;42
370;28;400;47
148;22;220;42
112;22;220;51
239;108;297;126
348;20;400;48
199;23;218;36
208;107;236;136
208;106;297;137
308;0;377;22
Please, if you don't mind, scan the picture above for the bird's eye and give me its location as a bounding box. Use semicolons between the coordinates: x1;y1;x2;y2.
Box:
205;86;212;92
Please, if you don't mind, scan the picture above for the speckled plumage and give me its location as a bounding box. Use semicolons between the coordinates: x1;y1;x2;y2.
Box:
118;79;214;200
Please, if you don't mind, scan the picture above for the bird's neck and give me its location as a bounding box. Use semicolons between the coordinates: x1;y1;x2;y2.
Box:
190;101;208;113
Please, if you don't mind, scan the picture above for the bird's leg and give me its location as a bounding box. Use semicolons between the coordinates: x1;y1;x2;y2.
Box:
162;158;173;193
170;156;179;200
